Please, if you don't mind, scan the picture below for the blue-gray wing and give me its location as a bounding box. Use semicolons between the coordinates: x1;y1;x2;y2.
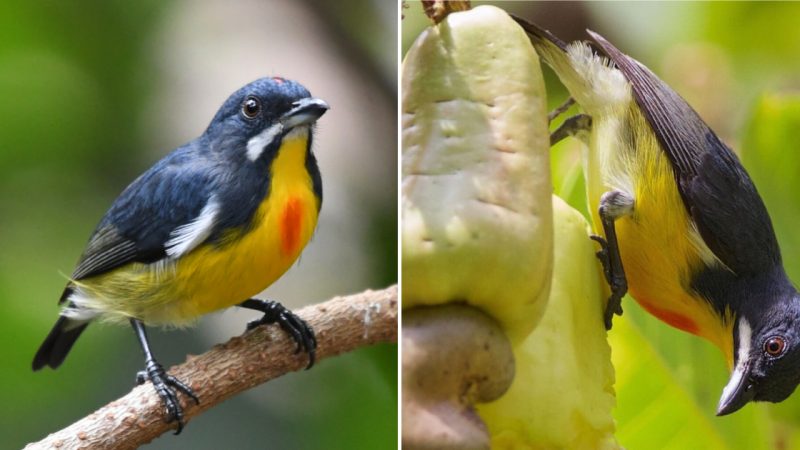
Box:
70;146;215;282
588;30;780;275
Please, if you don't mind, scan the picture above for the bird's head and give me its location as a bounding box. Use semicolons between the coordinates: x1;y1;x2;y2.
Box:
718;296;800;415
204;77;329;163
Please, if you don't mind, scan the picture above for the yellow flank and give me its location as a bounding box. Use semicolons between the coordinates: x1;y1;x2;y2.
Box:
73;131;319;326
586;108;734;367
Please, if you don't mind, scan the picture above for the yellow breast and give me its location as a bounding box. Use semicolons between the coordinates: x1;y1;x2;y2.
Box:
76;131;320;326
173;132;320;319
586;111;734;366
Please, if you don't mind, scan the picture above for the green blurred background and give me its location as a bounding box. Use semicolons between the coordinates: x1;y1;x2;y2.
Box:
404;1;800;449
2;0;397;448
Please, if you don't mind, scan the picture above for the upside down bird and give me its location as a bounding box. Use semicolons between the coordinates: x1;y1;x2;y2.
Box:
33;77;328;432
514;17;800;415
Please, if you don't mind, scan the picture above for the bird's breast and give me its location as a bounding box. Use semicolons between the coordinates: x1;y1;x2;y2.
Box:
586;114;734;366
279;195;307;257
168;132;320;319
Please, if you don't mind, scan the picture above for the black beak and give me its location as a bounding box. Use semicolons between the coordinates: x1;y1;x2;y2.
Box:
717;361;755;416
282;97;329;129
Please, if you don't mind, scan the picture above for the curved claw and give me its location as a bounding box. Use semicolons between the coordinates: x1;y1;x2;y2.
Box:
591;233;627;330
276;312;316;369
603;312;614;331
589;235;606;244
241;299;317;369
140;361;199;434
245;318;262;331
590;235;613;283
166;374;200;405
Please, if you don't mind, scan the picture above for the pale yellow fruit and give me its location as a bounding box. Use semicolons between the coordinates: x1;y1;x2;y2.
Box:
401;5;552;342
478;196;619;450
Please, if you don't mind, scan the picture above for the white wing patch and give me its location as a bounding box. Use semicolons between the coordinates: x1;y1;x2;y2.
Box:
165;197;220;258
247;122;284;161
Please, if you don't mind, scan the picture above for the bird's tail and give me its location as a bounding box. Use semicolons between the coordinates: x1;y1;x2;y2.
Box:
511;15;581;86
32;315;90;371
511;15;631;115
511;15;568;62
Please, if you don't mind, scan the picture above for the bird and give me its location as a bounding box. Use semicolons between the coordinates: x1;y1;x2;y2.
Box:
32;76;328;432
513;16;800;416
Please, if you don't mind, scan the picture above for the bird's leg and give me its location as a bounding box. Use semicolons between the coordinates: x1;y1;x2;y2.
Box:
548;96;575;123
131;319;198;434
238;299;317;369
550;113;592;146
590;190;633;330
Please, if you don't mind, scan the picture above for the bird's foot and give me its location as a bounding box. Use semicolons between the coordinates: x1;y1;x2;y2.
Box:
136;359;199;434
590;234;613;283
590;234;626;330
550;113;592;146
603;280;626;330
242;299;317;369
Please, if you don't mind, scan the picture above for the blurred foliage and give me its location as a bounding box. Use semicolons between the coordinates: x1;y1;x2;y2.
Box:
1;3;166;447
1;1;396;449
610;319;732;450
403;1;800;449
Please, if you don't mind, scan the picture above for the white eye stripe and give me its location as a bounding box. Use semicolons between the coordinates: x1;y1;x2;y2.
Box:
246;122;284;161
721;317;752;403
736;317;752;365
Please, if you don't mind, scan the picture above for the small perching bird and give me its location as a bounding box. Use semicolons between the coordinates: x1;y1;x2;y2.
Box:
33;77;328;432
514;16;800;416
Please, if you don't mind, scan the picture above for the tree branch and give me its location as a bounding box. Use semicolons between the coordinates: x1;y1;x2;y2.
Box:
25;285;398;450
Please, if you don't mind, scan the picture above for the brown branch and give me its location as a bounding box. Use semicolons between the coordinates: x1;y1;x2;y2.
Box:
25;286;398;450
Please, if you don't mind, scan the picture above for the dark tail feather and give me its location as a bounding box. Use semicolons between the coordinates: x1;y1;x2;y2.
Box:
510;14;569;52
509;14;581;94
32;316;90;371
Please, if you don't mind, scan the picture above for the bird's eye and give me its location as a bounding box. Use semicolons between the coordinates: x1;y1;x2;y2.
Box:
242;96;261;119
765;336;787;357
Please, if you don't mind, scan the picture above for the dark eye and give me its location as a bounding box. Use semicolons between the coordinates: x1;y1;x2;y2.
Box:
765;336;787;357
242;96;261;119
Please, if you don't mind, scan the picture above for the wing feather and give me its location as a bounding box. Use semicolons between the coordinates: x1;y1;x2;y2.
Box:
68;146;215;285
588;30;781;275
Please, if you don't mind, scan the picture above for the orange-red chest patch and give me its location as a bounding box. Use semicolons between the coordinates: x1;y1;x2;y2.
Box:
637;297;700;336
280;197;305;257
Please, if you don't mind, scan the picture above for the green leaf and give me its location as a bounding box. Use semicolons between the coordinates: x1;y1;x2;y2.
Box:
611;312;773;450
